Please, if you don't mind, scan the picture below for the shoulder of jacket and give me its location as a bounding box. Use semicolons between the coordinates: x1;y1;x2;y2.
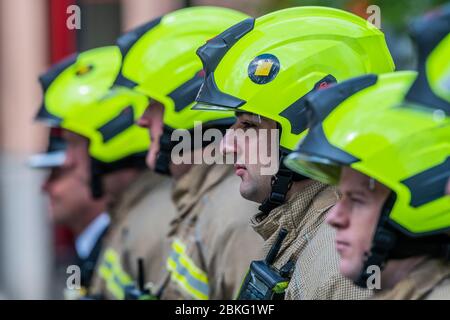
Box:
312;185;339;213
424;275;450;300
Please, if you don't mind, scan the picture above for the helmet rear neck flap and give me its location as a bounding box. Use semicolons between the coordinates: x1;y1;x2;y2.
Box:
154;118;235;176
90;153;147;198
154;70;233;176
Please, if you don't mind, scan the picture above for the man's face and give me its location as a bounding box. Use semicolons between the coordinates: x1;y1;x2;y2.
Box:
326;167;391;281
137;101;164;170
42;130;93;225
447;178;450;196
221;113;278;204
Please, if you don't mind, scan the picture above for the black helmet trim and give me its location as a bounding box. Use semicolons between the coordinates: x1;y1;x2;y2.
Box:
195;72;246;110
409;3;450;57
279;74;337;135
402;156;450;208
196;17;255;74
39;54;78;92
299;124;360;167
305;74;378;128
404;60;450;114
406;3;450;114
36;54;78;124
113;71;138;89
194;17;254;110
169;70;205;112
113;17;162;89
116;17;162;59
35;102;64;125
97;105;136;143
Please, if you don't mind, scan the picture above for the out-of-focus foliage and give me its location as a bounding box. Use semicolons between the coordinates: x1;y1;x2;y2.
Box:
260;0;448;70
267;0;448;30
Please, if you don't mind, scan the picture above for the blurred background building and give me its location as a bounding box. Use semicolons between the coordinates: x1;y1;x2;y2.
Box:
0;0;446;299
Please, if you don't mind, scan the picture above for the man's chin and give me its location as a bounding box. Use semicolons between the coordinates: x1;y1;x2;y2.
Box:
51;213;70;226
239;183;264;204
340;259;363;282
145;155;156;171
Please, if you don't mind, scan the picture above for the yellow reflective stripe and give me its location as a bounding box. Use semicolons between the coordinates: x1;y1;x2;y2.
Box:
167;257;208;300
99;262;112;279
166;239;209;300
172;239;186;252
172;240;208;284
104;249;133;285
273;281;289;294
98;248;134;299
99;262;125;299
177;253;208;284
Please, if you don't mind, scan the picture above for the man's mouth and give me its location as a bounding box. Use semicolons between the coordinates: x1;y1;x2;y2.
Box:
234;164;246;177
335;240;350;255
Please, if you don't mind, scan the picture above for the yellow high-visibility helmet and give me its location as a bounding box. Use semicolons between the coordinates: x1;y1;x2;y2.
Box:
113;6;250;174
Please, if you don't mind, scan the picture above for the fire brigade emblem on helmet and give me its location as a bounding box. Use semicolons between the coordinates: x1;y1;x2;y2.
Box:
248;54;280;84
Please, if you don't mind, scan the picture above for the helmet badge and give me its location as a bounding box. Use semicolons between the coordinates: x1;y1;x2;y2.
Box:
248;54;280;85
76;64;94;77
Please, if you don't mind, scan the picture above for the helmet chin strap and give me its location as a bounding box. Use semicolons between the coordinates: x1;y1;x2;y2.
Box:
258;151;308;215
91;165;104;199
354;193;397;288
89;154;148;198
154;124;232;176
154;127;174;176
354;192;450;288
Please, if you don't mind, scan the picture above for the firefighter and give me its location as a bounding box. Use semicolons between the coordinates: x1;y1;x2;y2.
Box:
285;70;449;298
114;6;264;299
30;128;108;299
285;3;450;299
193;6;394;299
36;46;176;299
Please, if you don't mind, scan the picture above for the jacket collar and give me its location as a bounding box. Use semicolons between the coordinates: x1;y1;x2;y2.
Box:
109;170;163;223
171;163;233;221
251;180;334;241
374;258;450;300
251;181;338;263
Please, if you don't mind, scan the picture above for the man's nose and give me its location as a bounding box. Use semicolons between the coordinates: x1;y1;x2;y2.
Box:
220;130;238;157
136;115;149;128
326;201;349;230
41;175;51;193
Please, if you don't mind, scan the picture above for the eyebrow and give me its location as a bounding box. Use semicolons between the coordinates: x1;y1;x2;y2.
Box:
345;188;368;198
234;110;252;117
236;113;259;122
235;111;253;118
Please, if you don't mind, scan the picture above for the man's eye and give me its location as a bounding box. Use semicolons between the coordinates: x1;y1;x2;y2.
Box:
242;121;256;129
350;196;365;205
